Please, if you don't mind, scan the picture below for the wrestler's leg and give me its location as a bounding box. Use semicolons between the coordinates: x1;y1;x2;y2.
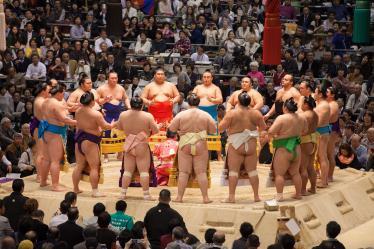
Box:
317;135;330;188
300;143;312;195
243;142;260;202
83;142;105;197
307;147;317;194
33;129;41;182
39;138;50;187
45;133;65;191
175;148;192;203
222;145;243;203
327;132;339;182
288;146;302;200
193;142;212;204
72;144;86;193
121;150;136;198
135;145;154;200
273;148;290;201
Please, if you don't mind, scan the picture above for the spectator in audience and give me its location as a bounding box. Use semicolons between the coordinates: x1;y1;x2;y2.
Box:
160;218;184;249
166;227;191;249
18;140;36;177
97;212;117;249
95;29;113;53
213;47;232;74
129;221;149;249
58;207;84;249
118;58;138;85
83;202;106;228
280;0;296;20
73;225;98;249
70;16;85;39
279;234;295;249
247;234;260;249
298;6;313;31
191;46;210;62
25;54;47;80
110;200;134;232
20;101;34;126
3;179;28;230
232;222;253;249
345;84;368;114
282;49;298;75
30;209;49;241
135;32;152;54
118;229;132;249
11;92;25;120
144;189;185;249
335;143;361;170
173;31;191;55
5;133;25;170
49;200;70;228
329;0;349;21
350;134;368;168
315;221;345;249
0;147;12;177
247;61;265;88
0;199;14;240
173;92;189;116
151;31;168;54
0;117;15;150
7;67;26;91
212;231;226;249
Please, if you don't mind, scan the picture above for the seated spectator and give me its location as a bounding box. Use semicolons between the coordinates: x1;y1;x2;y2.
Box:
345;84;368;114
279;234;295;249
173;31;191;56
0;88;13;120
280;0;295;19
0;199;14;240
232;222;253;249
118;230;132;249
25;54;47;80
97;212;117;249
30;209;49;241
204;23;218;46
282;49;298;75
70;16;85;40
350;134;368;168
315;221;345;249
213;47;232;74
0;117;15;150
3;179;28;230
110;200;134;232
362;128;374;171
160;219;185;249
212;231;227;249
335;143;361;170
73;226;98;249
323;12;337;32
186;64;199;87
173;93;189;116
247;234;260;249
6;67;26;91
151;31;167;54
95;30;113;54
48;58;67;81
58;207;84;249
243;34;260;59
190;46;210;62
84;12;100;39
18;240;33;249
21;124;32;150
122;1;137;19
5;133;26;169
11;92;25;120
49;200;70;228
20;101;34;126
18;140;37;178
329;0;349;21
189;22;205;45
247;61;265;88
0;148;12;177
74;59;91;80
223;31;241;56
347;65;364;85
83;203;106;228
25;39;42;59
166;226;191;249
135;32;152;54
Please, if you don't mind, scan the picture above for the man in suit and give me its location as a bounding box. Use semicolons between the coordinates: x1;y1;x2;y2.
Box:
213;47;232;74
118;58;138;85
14;50;31;74
0;199;14;240
58;207;84;249
298;6;314;32
20;22;37;46
73;226;98;249
3;179;28;231
300;52;321;77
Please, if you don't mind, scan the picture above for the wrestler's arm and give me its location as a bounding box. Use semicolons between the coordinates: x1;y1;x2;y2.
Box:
96;112;113;130
207;116;217;134
171;84;180;104
209;86;223;105
122;87;131;109
96;87;112;105
141;85;151;106
293;88;301;104
148;114;160;135
168;115;180;133
267;117;282;139
264;90;281;120
218;112;231;133
55;104;77;126
252;91;264;111
225;93;236;111
256;111;267;132
66;91;78;107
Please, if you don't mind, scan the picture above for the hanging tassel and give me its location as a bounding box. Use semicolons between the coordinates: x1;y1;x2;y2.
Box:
352;0;370;44
263;0;281;65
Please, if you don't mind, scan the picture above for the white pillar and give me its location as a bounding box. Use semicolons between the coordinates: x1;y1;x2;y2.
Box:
0;0;6;51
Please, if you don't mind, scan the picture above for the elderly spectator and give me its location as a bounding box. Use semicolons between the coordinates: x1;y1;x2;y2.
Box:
243;34;260;59
21;123;32;148
212;231;227;249
17;140;36;177
5;133;26;169
25;54;47;80
213;47;232;74
190;46;210;62
0;118;15;150
10;92;25;120
0;199;14;240
166;227;191;249
327;55;347;78
173;93;189;116
345;84;368;114
350;134;368;168
247;61;265;88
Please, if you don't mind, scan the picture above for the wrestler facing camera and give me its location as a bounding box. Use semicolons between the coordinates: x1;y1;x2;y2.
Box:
117;96;159;200
218;92;266;203
67;74;100;111
141;68;180;130
265;98;305;201
168;94;217;204
299;96;319;195
264;74;301;120
327;87;340;182
192;71;223;121
39;85;77;191
314;85;331;188
226;77;264;111
72;92;116;197
31;82;51;182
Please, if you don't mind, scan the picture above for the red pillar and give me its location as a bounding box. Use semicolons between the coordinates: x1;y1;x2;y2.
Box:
263;0;281;65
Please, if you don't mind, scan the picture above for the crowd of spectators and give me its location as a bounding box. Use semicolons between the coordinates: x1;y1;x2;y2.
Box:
0;0;373;173
0;182;347;249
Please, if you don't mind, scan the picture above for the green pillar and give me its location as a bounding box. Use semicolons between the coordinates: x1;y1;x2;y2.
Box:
352;0;371;44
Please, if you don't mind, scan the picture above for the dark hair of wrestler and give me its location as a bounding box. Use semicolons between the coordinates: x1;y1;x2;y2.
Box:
78;73;89;85
50;84;64;95
284;97;298;113
327;86;338;100
34;82;49;96
130;96;143;110
80;92;95;106
238;91;252;107
154;67;164;75
304;96;316;109
187;93;200;106
302;80;314;92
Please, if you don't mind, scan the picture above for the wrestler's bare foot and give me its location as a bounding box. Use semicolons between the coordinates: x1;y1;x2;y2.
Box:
173;197;183;203
221;198;235;203
36;175;41;183
317;182;328;188
203;198;213;204
292;194;302;200
301;191;312;196
51;185;66;192
92;192;106;198
74;189;83;194
144;195;155;201
328;177;333;183
275;194;284;202
254;196;261;202
39;182;50;187
308;188;316;194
